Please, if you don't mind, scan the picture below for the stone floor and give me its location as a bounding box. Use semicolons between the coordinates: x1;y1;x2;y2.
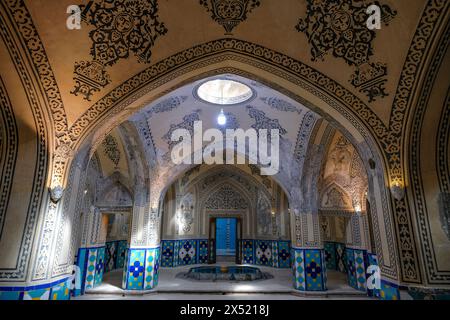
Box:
76;264;371;300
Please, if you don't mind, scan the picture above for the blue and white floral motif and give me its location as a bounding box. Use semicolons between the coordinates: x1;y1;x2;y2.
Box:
255;240;272;266
260;97;302;114
178;240;196;265
162;110;202;157
246;106;287;136
147;96;188;117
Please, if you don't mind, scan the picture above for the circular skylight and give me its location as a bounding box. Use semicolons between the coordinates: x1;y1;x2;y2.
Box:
195;79;255;105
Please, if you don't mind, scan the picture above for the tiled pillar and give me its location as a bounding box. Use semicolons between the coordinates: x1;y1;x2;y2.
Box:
293;248;327;291
73;245;106;296
122;247;160;290
345;247;368;292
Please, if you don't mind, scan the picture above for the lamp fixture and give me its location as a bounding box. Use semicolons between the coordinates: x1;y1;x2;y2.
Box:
217;109;227;126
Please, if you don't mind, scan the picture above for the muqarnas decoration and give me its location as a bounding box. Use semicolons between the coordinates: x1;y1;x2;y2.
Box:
200;0;261;35
72;0;168;100
295;0;397;102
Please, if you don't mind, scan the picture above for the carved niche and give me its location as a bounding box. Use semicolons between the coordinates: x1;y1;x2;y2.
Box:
256;192;272;236
176;193;195;234
204;184;249;210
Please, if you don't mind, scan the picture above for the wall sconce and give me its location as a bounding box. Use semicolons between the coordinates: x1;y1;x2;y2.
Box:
49;185;64;203
271;210;276;216
353;204;362;214
390;181;405;201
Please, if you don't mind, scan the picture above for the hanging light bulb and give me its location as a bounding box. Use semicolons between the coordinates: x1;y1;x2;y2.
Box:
217;108;227;126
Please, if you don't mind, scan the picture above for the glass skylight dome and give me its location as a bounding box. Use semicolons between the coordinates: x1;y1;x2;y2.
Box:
195;79;255;105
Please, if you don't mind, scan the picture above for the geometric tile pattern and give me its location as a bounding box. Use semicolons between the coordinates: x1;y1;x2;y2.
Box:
324;242;337;270
0;278;72;300
84;248;98;290
242;240;255;264
144;249;160;290
178;240;197;266
116;240;128;269
293;248;326;291
293;249;306;291
123;247;161;290
345;248;368;292
198;240;209;264
335;243;347;273
161;240;175;267
50;281;71;300
160;239;290;269
23;288;50;300
304;249;326;291
354;250;367;291
104;240;128;273
346;248;357;289
105;241;117;273
379;280;400;300
272;241;279;267
94;247;105;286
277;241;291;268
74;246;108;292
255;240;272;266
73;247;88;296
125;250;145;290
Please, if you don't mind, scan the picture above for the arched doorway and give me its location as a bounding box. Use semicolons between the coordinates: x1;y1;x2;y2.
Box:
58;56;398;297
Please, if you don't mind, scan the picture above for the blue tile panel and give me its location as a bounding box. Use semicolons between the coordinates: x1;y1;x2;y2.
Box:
379;280;401;300
73;245;109;296
104;240;128;273
293;248;326;291
255;240;272;266
123;247;160;290
0;277;72;300
345;248;368;292
160;239;291;268
324;242;337;270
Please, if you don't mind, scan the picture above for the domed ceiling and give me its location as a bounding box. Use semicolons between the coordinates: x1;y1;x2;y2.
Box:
128;74;319;160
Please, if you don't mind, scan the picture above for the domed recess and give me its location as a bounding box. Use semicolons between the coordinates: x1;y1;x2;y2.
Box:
195;79;255;106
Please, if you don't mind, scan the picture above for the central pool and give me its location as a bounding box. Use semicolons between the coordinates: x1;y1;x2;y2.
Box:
178;266;273;281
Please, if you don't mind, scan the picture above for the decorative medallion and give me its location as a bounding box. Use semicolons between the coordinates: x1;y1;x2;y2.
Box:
72;0;168;100
199;0;261;34
295;0;397;102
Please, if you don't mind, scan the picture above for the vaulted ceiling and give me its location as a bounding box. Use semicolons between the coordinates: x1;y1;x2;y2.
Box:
128;74;319;160
5;0;430;142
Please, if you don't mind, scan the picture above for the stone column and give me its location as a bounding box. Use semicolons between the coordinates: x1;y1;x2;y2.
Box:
74;206;106;296
122;176;160;291
291;143;327;292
